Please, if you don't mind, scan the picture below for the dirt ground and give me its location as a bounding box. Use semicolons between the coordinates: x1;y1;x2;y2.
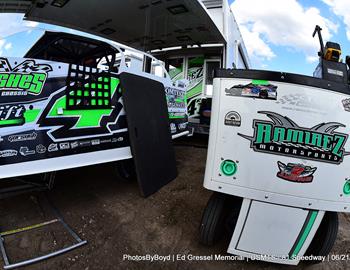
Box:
0;136;350;270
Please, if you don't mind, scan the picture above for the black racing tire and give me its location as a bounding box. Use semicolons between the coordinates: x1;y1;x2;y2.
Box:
304;211;338;263
115;159;137;182
199;192;228;246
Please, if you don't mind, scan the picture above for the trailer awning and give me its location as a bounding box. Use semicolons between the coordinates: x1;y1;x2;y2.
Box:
0;0;225;51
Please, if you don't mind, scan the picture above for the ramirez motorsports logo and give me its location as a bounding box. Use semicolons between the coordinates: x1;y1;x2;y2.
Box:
238;111;349;164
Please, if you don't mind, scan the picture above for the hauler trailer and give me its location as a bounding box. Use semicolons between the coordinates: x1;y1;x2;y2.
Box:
152;0;251;134
200;25;350;265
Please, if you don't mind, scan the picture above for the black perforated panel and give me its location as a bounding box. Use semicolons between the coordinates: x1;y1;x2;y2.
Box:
66;64;111;110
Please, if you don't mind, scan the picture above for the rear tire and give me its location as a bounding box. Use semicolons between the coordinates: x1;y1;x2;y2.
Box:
304;211;338;263
200;192;227;246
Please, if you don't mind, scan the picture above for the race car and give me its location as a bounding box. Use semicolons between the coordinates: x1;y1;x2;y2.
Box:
0;29;188;197
225;82;278;100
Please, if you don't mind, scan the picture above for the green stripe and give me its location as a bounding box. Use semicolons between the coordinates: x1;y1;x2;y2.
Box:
252;79;269;85
186;83;203;99
0;119;22;126
175;98;184;103
290;210;318;258
169;114;186;119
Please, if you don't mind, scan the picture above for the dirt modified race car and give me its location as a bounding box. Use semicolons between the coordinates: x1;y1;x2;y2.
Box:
0;29;188;197
225;81;278;100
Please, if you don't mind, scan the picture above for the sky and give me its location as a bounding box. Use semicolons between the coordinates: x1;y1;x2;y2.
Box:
0;1;349;76
229;0;350;75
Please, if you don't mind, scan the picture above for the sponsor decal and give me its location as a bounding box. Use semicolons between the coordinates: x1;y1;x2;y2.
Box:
8;132;37;142
48;143;58;152
91;139;100;146
100;139;112;144
187;67;203;90
225;111;241;127
165;87;186;109
0;105;26;127
79;141;91;147
239;111;349;164
59;142;70;150
277;93;324;111
36;144;46;154
170;123;177;134
0;58;52;96
327;68;343;77
169;112;186;119
112;137;124;143
178;122;188;130
342;99;350;112
71;141;79;149
20;147;35;156
226;80;277;100
277;161;317;183
0;150;17;157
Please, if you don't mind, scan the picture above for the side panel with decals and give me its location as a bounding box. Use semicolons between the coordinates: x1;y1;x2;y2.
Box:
205;77;350;210
0;58;129;169
0;57;187;178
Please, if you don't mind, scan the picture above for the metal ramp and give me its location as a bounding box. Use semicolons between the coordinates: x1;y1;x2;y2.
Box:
0;177;87;269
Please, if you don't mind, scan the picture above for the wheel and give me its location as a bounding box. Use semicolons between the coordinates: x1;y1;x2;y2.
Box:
304;211;338;263
115;159;137;182
199;192;227;246
259;90;268;99
199;192;242;246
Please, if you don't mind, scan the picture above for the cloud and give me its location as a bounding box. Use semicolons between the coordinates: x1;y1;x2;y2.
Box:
231;0;338;66
4;42;12;50
25;21;39;28
306;56;319;63
0;14;40;38
323;0;350;40
0;39;13;56
240;26;276;61
0;39;10;56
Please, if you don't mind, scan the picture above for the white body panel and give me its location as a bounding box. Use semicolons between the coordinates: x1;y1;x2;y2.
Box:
228;199;325;265
0;147;132;179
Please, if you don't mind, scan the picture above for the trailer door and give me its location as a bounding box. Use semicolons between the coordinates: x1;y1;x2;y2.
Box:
203;59;221;96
